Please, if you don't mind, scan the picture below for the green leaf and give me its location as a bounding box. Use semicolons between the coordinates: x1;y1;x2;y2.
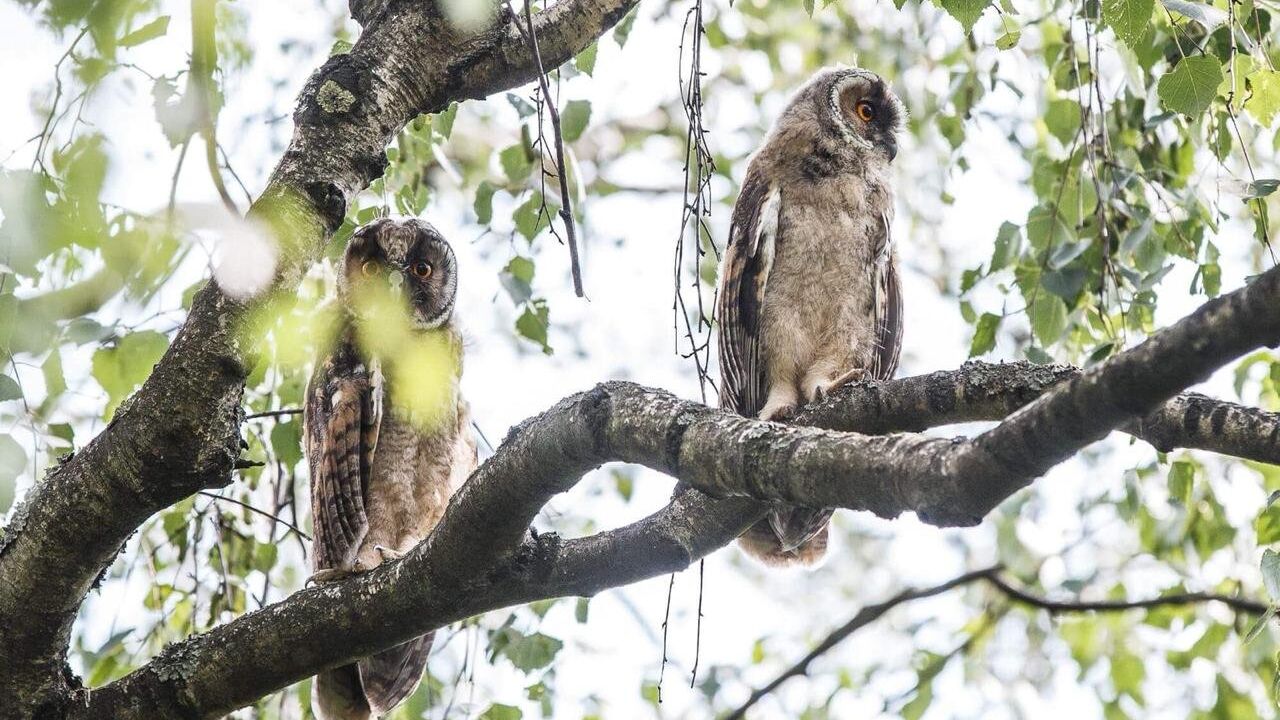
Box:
938;0;990;31
506;93;537;119
502;631;563;672
91;330;170;417
574;42;599;76
252;541;278;573
516;300;552;355
1246;70;1280;127
0;434;26;513
1160;0;1227;29
479;704;522;720
1102;0;1152;49
1262;549;1280;601
612;6;639;47
1243;179;1279;199
474;181;497;224
1026;205;1073;251
1110;650;1145;698
1044;99;1081;145
1255;505;1280;544
575;597;590;623
1028;294;1068;346
500;145;532;183
560;100;591;142
514;193;550;241
996;31;1021;50
119;15;170;48
969;313;1001;356
270;419;303;469
0;374;20;403
901;677;934;720
1201;262;1221;297
1244;605;1276;643
435;102;459;139
42;348;66;401
990;222;1022;271
1025;346;1052;364
1158;56;1224;117
1168;461;1194;504
500;256;535;304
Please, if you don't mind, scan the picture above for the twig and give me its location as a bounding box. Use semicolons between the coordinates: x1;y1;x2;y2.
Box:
197;491;311;542
722;567;998;720
245;408;303;420
506;0;586;297
985;574;1267;616
672;0;717;402
657;571;677;702
690;558;705;687
168;138;192;224
725;567;1267;719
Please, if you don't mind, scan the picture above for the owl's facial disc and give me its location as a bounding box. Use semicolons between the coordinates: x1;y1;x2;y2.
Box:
829;70;902;161
343;218;458;330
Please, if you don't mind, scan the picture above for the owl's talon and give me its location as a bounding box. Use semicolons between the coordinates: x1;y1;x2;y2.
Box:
760;404;797;422
307;568;351;585
306;558;366;586
375;545;405;562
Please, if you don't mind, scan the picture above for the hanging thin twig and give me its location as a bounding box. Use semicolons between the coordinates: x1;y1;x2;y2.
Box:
673;0;717;402
505;0;586;297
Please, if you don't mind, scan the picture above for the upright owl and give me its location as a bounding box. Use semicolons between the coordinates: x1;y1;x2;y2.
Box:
717;67;904;566
305;218;478;719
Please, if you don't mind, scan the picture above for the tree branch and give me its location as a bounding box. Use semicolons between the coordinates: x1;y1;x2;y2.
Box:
725;567;1267;720
799;360;1280;464
723;567;999;720
0;0;641;714
65;263;1280;717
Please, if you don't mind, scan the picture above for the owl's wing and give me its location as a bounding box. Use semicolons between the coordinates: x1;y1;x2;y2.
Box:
871;212;903;381
305;348;381;571
717;166;780;417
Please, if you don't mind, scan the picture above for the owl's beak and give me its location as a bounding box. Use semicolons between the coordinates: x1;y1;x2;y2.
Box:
885;137;898;162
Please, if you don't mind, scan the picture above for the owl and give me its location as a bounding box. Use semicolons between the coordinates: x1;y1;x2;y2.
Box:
716;67;904;566
304;218;477;719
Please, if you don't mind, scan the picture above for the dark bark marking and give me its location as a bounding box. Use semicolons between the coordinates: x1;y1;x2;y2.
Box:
925;371;958;414
303;181;347;232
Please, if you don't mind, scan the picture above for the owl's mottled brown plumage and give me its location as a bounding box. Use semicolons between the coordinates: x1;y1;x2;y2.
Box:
717;67;904;566
305;218;477;719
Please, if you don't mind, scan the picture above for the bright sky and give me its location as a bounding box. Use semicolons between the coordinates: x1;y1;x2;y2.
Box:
0;0;1272;717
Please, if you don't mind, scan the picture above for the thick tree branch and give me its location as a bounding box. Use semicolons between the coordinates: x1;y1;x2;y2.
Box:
800;360;1280;464
726;568;1267;720
665;265;1280;526
0;0;639;714
67;265;1280;717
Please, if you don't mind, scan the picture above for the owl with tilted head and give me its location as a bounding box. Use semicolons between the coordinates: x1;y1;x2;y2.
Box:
716;66;905;566
304;217;477;719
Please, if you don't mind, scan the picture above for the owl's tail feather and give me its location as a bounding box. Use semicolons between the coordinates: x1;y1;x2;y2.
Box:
736;509;832;566
314;664;371;720
312;632;434;719
359;632;435;716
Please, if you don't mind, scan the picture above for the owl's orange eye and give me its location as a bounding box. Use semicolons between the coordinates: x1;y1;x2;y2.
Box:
856;101;876;122
410;261;433;278
361;260;378;276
